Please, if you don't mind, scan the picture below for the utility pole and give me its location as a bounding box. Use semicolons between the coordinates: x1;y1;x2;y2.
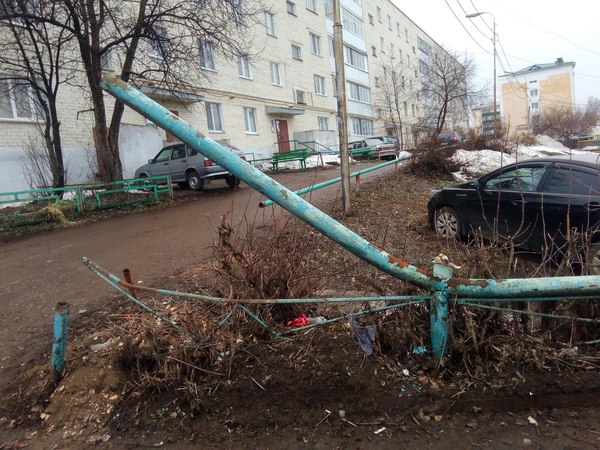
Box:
466;11;497;138
333;0;351;216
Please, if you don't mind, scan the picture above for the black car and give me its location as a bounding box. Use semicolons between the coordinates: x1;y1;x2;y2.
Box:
427;154;600;273
436;131;462;147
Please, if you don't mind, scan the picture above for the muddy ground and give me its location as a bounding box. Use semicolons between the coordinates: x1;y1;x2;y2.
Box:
1;165;600;449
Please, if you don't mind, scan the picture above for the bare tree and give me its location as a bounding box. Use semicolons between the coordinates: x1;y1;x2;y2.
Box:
2;0;260;185
418;50;479;149
531;97;600;143
0;0;76;189
375;55;415;150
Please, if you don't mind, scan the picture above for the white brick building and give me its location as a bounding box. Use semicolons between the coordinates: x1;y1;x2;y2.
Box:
0;0;463;192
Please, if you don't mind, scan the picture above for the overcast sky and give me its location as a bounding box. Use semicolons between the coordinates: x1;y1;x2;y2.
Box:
393;0;600;107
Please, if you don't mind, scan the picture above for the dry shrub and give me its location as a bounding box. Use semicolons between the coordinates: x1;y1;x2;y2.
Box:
404;148;459;180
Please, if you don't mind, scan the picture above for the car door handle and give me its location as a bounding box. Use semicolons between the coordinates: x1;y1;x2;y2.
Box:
585;202;600;211
455;194;466;197
163;162;169;165
181;159;187;163
511;199;527;206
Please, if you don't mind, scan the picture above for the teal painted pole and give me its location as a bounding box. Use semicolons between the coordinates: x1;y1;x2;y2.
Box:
100;76;435;291
100;76;600;300
431;261;452;360
51;302;69;383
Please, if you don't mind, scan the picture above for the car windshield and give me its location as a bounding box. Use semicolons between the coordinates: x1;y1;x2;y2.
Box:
154;149;172;163
364;138;384;146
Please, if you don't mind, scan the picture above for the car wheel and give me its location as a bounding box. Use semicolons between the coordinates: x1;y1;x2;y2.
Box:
186;170;204;191
225;175;240;189
585;241;600;275
434;206;461;239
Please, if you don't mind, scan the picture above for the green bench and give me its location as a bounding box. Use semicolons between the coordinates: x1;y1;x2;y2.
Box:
271;150;309;173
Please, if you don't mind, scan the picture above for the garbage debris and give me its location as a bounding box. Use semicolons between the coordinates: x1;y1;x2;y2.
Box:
348;314;376;356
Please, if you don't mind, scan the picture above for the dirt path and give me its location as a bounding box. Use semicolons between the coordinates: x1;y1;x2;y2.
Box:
0;165;390;386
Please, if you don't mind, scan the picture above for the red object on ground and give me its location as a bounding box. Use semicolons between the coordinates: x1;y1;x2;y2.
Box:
287;313;309;327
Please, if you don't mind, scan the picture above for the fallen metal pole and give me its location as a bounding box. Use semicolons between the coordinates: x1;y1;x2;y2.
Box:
259;156;408;208
100;76;600;301
100;76;435;291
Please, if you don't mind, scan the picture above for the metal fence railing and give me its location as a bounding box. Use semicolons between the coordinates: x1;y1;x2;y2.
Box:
0;175;172;229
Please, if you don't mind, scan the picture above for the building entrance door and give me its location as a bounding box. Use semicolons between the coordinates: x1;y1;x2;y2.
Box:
275;119;290;152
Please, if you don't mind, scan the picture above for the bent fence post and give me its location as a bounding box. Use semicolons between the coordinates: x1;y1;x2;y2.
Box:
51;302;69;383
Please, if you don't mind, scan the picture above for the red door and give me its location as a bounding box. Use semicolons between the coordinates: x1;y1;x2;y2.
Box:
166;110;179;142
275;119;290;152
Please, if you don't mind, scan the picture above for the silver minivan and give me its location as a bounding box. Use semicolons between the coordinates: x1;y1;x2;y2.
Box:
134;140;246;190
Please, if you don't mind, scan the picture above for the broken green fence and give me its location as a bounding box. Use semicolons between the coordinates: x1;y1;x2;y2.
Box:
0;175;172;229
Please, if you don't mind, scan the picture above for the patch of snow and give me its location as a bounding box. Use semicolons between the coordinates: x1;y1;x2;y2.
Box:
0;200;28;209
398;151;412;160
451;149;516;179
534;135;568;150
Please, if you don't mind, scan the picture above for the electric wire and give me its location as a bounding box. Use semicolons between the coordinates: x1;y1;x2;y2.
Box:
443;0;492;56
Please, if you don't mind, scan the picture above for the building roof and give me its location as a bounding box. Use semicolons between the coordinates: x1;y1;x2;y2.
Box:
500;58;575;77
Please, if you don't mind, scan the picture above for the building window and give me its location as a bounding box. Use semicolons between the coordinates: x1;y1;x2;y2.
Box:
309;32;322;55
0;78;41;120
296;89;306;104
352;118;373;136
314;74;325;95
286;1;296;15
328;36;334;56
530;89;539;97
318;116;329;130
412;46;416;55
380;37;384;52
376;6;381;21
390;43;394;56
383;67;388;81
403;101;408;116
306;0;317;12
198;40;215;70
237;55;252;79
397;22;401;37
411;104;416;117
374;77;380;88
387;15;391;29
399;49;403;61
405;28;409;43
244;107;257;133
148;26;168;58
368;14;373;25
344;46;367;70
270;62;282;86
291;44;302;60
264;12;275;36
348;81;371;103
371;45;377;57
342;9;364;39
531;102;539;111
205;102;223;132
407;55;410;66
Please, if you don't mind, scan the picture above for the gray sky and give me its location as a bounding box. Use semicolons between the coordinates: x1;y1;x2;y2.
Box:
393;0;600;107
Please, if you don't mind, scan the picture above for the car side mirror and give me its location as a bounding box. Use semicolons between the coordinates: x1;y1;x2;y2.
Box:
471;179;481;189
148;159;154;164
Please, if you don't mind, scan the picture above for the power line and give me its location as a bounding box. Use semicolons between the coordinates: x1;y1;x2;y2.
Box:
443;0;492;56
489;1;600;57
457;0;491;41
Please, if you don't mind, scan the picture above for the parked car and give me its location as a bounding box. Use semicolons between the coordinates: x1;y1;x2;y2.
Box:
134;139;246;191
427;154;600;273
348;137;399;160
436;131;462;147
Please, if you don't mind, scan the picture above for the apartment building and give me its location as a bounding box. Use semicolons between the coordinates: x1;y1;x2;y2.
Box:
472;104;500;136
500;58;575;136
0;0;462;192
